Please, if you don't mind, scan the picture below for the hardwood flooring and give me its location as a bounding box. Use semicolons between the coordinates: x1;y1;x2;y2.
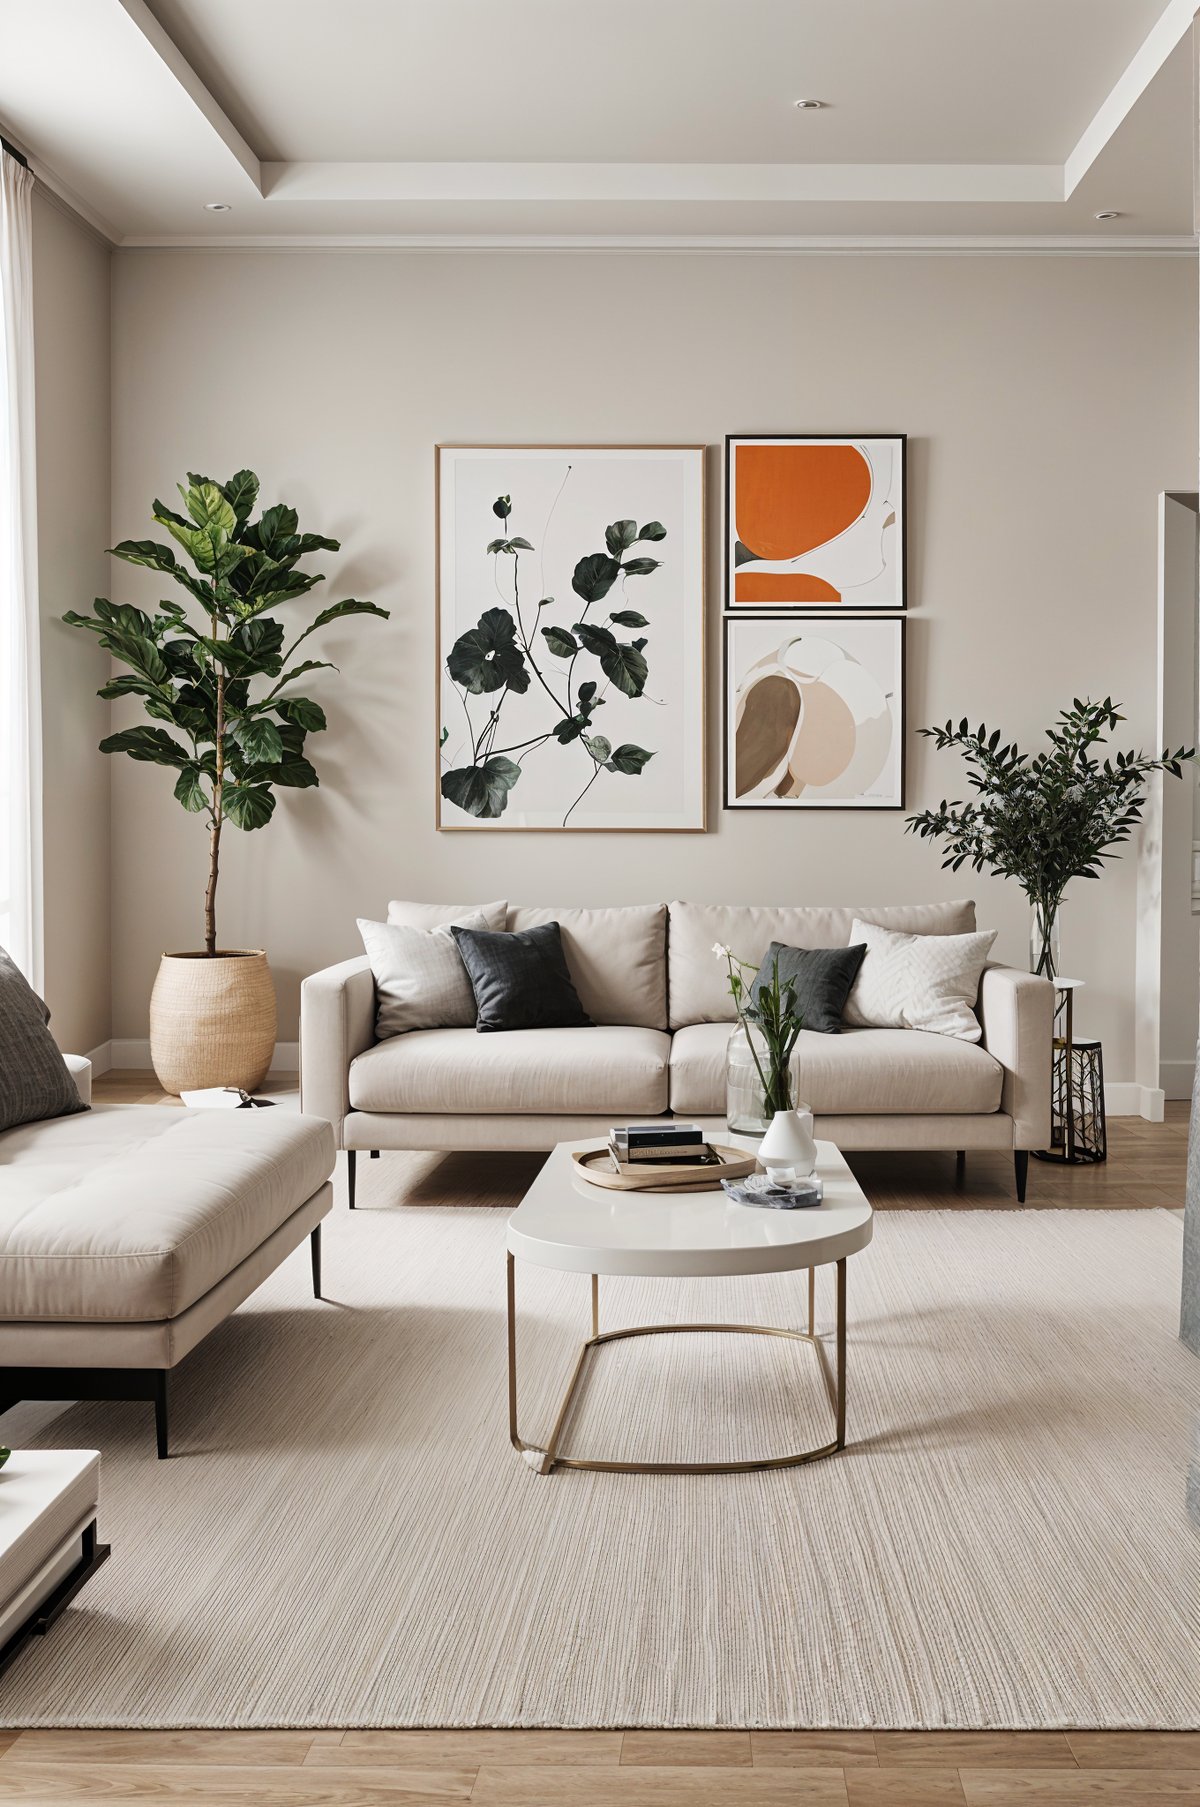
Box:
52;1077;1191;1798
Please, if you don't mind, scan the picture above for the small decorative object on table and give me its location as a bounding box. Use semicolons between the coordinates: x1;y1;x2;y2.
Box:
716;943;807;1137
723;1171;823;1211
609;1122;708;1167
180;1086;276;1110
573;1142;756;1192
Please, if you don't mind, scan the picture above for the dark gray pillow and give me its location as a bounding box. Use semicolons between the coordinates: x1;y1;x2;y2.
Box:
751;941;868;1036
450;922;592;1033
0;947;89;1132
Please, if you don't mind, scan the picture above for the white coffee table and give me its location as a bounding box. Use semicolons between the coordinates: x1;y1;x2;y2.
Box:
506;1137;873;1476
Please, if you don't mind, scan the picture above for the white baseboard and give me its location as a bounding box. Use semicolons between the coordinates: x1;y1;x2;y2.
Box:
85;1040;113;1076
103;1039;300;1076
1104;1082;1166;1121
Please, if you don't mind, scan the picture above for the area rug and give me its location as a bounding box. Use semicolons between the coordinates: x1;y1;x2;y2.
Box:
2;1154;1198;1728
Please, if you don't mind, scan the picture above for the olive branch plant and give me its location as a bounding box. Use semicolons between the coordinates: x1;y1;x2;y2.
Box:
64;469;389;956
440;490;665;827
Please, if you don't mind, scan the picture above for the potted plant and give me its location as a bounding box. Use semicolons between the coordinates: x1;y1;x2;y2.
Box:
714;944;806;1136
906;698;1194;978
65;469;388;1094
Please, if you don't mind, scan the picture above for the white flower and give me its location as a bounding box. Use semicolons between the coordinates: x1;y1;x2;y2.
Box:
712;942;732;958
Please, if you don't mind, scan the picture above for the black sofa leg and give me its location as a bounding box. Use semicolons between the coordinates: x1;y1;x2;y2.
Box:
154;1371;169;1460
955;1150;966;1185
311;1223;322;1299
370;1149;379;1159
1014;1150;1029;1203
347;1149;357;1210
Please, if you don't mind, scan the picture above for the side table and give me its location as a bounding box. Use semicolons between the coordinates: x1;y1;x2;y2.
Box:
1033;977;1107;1166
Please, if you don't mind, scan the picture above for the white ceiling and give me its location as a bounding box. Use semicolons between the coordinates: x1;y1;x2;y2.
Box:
0;0;1195;248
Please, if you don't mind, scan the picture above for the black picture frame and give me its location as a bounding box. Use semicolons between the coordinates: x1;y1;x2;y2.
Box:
724;434;907;614
722;612;907;811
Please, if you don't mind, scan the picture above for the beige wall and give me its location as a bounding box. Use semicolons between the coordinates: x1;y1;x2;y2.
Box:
33;190;111;1054
109;250;1197;1074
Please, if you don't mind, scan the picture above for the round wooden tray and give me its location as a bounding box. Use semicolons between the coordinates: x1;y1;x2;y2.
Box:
571;1143;758;1192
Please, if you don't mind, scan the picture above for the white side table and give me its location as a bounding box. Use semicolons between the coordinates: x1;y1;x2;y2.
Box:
506;1137;873;1475
0;1450;108;1675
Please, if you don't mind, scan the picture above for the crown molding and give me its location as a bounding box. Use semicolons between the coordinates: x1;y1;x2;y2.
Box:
115;231;1199;256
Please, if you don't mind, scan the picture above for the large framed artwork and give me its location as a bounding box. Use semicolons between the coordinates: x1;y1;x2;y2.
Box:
437;445;706;831
724;614;905;810
725;435;906;610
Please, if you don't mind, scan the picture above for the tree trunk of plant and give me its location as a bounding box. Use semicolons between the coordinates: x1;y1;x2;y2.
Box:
204;626;225;957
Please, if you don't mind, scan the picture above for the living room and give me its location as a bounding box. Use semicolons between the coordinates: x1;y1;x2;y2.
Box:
1;0;1199;1799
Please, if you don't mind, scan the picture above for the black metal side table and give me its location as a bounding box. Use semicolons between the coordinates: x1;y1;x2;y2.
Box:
1033;977;1107;1165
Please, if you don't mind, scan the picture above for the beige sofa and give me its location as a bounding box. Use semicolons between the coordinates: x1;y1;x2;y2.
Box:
0;1061;335;1456
301;900;1054;1202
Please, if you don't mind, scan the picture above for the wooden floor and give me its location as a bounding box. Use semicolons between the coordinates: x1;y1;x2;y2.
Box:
47;1076;1191;1800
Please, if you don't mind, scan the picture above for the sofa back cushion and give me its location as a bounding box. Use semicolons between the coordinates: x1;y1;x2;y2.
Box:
387;899;507;932
507;905;668;1030
666;900;978;1029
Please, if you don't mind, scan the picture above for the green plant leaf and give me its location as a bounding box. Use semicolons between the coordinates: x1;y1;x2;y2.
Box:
609;609;649;628
605;520;637;557
222;783;276;830
606;743;654;774
493;495;511;519
571;553;620;604
572;621;616;656
108;541;214;605
553;716;584;743
541;625;578;658
275;696;327;733
446;607;530;695
273;659;338;691
99;726;190;767
599;640;649;697
233;717;284;763
264;754;319;789
181;481;237;537
582;733;611;763
307;599;389;633
173;765;209;812
639;521;667;541
223;468;260;527
441;754;521;818
622;557;661;578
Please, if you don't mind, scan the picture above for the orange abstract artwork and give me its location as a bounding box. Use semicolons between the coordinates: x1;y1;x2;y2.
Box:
726;436;905;610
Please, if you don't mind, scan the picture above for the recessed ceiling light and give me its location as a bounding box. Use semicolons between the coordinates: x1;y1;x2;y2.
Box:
794;98;826;110
204;202;232;213
1093;210;1120;220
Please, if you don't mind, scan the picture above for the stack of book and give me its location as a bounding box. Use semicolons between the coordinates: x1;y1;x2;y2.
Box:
609;1123;712;1169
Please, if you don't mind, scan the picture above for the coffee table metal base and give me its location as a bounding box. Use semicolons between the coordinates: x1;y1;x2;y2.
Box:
506;1255;847;1476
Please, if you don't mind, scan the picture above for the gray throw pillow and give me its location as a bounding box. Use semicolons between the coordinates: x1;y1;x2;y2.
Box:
358;911;489;1037
751;941;867;1035
450;922;593;1033
0;947;89;1133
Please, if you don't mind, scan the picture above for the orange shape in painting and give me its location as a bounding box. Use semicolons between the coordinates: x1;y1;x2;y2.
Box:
736;443;871;561
735;572;842;604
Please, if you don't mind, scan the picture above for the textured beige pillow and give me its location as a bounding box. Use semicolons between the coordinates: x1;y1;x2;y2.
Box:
358;911;490;1037
842;918;997;1042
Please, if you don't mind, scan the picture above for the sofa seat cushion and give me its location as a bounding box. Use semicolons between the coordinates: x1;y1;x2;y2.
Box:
0;1105;335;1323
668;1023;1003;1117
349;1025;670;1116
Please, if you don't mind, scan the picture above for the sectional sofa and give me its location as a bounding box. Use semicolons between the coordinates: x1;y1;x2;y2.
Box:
301;899;1054;1201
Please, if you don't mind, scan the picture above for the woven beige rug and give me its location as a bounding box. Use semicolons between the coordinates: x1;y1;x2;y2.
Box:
3;1156;1198;1728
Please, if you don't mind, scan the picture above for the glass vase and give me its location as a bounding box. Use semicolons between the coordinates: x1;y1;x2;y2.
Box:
1030;901;1062;981
725;1022;797;1138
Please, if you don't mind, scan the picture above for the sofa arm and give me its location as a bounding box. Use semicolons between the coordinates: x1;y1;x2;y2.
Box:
978;963;1054;1150
63;1054;92;1107
300;956;375;1147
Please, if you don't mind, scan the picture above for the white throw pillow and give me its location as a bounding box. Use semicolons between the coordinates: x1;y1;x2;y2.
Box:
842;918;997;1042
358;911;490;1037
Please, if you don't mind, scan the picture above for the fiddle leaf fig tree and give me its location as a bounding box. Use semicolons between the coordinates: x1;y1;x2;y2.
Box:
65;469;389;956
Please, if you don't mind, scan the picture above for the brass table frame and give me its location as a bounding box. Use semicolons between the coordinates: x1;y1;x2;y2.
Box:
506;1253;847;1476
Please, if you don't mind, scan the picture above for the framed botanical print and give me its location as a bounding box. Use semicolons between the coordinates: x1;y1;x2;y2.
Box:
437;445;706;831
725;435;906;611
724;613;905;810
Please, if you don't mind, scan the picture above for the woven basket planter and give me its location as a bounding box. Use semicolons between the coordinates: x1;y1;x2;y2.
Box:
149;950;277;1096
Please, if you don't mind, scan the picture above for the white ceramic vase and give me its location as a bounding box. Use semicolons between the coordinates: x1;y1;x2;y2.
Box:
757;1106;818;1184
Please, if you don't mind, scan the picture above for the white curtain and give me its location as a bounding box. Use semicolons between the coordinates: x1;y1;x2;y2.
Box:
0;148;42;988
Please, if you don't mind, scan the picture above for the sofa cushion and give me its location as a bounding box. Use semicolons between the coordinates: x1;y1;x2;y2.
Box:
844;919;998;1042
359;912;489;1036
668;1022;1003;1116
387;899;507;931
0;946;88;1135
751;941;867;1035
667;900;979;1029
507;905;668;1030
349;1025;670;1115
452;922;592;1032
0;1106;335;1322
